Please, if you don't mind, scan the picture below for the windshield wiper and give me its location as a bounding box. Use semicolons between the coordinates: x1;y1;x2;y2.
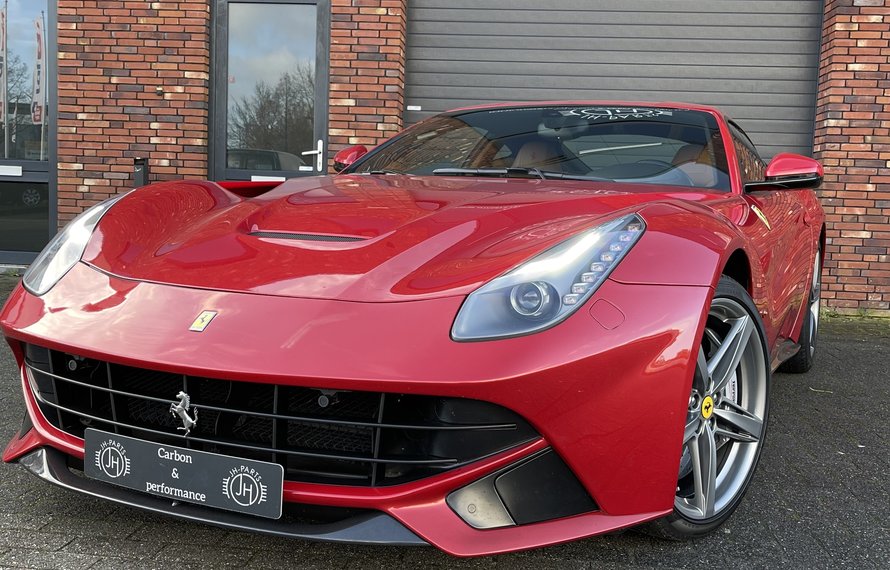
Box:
432;167;612;182
359;169;402;175
433;167;546;179
535;171;614;182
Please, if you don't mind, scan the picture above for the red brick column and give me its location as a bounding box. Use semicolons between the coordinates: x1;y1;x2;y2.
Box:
56;0;210;224
328;0;406;164
813;0;890;316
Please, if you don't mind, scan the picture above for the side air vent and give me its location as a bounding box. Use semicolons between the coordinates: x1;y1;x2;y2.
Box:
250;231;366;242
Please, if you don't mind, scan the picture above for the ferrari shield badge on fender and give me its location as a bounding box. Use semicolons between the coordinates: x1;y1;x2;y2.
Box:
750;204;772;231
189;310;218;332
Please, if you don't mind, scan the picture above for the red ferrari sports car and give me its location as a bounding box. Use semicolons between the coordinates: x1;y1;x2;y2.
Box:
1;102;824;556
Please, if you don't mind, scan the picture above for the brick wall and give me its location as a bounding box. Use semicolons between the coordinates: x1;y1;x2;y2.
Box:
814;0;890;316
56;0;210;224
327;0;406;163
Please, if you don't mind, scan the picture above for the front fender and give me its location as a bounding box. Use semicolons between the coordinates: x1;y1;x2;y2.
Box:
611;201;765;308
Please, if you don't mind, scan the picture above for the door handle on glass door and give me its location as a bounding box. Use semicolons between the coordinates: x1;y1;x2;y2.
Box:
301;140;325;172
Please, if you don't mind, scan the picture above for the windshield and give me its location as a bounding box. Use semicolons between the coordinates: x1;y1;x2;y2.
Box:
346;106;732;191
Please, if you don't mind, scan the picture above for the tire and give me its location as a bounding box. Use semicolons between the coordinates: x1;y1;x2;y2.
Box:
644;276;770;540
778;245;821;374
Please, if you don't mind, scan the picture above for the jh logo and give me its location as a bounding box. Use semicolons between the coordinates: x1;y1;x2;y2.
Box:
223;466;268;508
95;439;131;479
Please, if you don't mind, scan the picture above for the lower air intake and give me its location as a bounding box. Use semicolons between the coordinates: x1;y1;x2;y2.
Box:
24;344;538;487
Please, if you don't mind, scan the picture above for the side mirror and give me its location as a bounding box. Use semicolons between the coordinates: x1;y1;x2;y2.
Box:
745;153;823;191
332;145;368;172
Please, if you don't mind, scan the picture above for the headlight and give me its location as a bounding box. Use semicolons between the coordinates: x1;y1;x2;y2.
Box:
451;213;645;341
23;195;124;296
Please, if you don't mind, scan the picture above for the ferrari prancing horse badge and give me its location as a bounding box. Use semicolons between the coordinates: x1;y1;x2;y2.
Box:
189;310;218;332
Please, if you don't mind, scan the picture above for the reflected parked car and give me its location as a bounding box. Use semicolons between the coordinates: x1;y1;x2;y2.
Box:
0;184;47;209
226;148;305;171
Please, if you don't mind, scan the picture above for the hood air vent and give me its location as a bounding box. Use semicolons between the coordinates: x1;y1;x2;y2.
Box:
250;231;366;242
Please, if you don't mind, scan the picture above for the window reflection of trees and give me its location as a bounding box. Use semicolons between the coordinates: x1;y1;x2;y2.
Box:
357;117;484;174
227;62;314;158
4;50;41;160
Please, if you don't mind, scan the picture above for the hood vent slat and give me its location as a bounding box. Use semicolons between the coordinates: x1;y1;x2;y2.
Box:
250;231;366;242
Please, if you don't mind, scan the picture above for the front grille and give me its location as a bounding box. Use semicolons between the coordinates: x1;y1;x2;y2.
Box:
24;344;538;486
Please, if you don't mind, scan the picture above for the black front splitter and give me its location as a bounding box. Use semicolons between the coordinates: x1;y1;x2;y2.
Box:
16;447;427;547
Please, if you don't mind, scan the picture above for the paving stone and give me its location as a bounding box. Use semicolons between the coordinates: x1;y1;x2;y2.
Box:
40;517;142;540
63;537;164;560
222;529;303;552
0;549;99;570
0;512;54;532
246;549;352;569
0;529;71;551
88;561;168;570
152;542;253;568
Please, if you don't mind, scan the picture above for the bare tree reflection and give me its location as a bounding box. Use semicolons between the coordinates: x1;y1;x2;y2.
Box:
4;50;42;160
228;62;315;157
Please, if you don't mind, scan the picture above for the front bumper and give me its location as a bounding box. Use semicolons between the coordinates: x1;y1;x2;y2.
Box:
2;263;711;555
15;446;425;545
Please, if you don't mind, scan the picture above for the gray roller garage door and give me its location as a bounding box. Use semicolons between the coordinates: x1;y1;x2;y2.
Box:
404;0;823;158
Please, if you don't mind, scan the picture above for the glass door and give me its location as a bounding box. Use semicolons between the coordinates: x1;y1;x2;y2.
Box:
212;0;329;181
0;0;53;263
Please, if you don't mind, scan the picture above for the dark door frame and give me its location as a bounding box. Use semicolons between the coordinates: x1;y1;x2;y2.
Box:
209;0;330;181
0;0;58;265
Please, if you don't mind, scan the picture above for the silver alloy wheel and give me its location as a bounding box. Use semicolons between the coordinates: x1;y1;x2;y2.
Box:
22;188;41;207
675;297;768;521
808;250;821;355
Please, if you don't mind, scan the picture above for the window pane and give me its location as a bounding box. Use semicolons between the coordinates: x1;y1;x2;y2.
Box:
1;0;49;161
226;3;316;171
0;181;48;251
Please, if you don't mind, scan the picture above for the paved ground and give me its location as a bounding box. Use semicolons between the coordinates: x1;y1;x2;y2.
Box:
0;273;887;569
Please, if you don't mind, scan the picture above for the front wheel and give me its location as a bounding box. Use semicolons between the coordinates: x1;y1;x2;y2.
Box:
645;276;770;539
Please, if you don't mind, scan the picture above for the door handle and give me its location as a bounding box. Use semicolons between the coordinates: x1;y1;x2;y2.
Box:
301;139;324;172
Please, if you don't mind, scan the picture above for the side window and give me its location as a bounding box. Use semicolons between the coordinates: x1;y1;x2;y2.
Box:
728;123;765;185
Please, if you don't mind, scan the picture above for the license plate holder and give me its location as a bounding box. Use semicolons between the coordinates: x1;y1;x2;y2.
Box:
84;429;283;519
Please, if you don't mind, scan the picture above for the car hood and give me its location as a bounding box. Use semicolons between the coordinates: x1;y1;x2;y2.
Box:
83;175;713;302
